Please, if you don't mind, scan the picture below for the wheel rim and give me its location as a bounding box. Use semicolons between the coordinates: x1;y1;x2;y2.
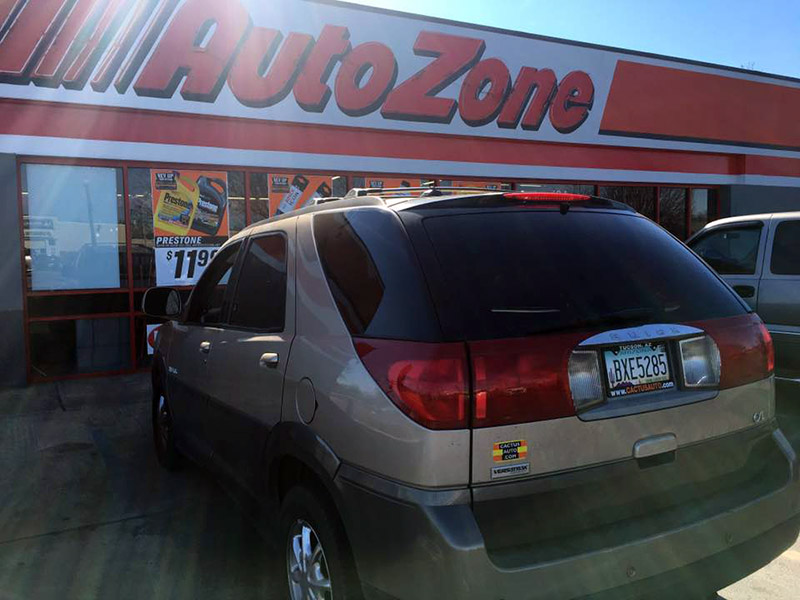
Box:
157;395;171;449
287;519;332;600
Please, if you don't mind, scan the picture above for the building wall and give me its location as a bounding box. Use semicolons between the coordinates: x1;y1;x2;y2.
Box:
728;185;800;217
0;153;25;387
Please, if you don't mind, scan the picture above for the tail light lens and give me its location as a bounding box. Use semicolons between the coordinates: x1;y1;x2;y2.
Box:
679;335;721;387
759;322;775;374
695;314;774;389
567;350;604;411
354;338;469;430
469;334;583;428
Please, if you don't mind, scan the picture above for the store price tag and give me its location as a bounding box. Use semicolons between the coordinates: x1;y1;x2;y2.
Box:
155;246;219;286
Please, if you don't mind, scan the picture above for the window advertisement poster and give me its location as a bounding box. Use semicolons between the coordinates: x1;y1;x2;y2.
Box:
270;173;333;216
151;170;229;286
447;180;510;190
354;177;424;190
146;323;163;355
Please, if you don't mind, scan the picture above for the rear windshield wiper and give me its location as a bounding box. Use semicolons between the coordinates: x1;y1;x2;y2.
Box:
524;307;657;335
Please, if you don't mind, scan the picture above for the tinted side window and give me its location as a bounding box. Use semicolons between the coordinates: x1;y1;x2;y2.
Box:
230;234;288;330
313;209;441;341
690;225;763;275
771;221;800;275
186;242;241;324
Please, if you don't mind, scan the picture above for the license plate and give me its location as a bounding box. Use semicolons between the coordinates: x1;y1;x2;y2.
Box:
604;343;674;397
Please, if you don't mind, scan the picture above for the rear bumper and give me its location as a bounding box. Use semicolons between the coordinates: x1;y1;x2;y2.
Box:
335;427;800;600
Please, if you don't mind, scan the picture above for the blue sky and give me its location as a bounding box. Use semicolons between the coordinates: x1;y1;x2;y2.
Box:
351;0;800;78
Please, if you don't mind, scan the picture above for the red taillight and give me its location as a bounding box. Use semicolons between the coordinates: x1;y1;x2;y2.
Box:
354;338;469;430
696;314;774;389
759;322;775;374
504;192;590;202
469;333;584;428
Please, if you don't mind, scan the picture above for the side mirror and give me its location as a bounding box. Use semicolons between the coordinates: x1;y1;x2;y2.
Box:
142;287;182;319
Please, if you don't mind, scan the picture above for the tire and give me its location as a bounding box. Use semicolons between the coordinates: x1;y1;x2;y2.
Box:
280;484;362;600
152;384;181;471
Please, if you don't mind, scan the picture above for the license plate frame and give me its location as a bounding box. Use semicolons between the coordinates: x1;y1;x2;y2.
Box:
603;342;675;398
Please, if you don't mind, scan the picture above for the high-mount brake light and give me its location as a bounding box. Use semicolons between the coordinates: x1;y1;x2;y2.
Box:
503;192;591;202
354;338;469;430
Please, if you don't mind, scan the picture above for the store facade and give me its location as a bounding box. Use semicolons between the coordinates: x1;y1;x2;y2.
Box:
1;0;798;385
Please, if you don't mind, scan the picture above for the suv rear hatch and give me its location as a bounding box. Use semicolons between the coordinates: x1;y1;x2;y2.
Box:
396;196;780;562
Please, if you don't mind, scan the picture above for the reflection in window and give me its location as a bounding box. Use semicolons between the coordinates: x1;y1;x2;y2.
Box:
691;189;716;235
128;167;156;287
690;225;762;275
658;188;687;239
249;172;270;223
23;164;126;291
228;171;245;234
29;317;131;376
597;186;657;220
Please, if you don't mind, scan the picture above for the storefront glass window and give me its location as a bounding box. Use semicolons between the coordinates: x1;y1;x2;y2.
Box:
658;187;687;239
518;183;595;195
23;164;125;291
128;167;155;288
228;171;246;234
249;172;270;222
29;317;131;377
691;189;717;235
597;186;657;220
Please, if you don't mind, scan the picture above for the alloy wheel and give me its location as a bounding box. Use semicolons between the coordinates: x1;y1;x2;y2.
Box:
287;519;332;600
157;395;171;450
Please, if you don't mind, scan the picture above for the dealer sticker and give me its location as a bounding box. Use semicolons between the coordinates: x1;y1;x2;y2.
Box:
493;439;528;462
491;463;530;479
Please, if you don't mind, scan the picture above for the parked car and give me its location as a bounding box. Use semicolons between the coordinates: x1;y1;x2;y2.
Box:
688;212;800;393
143;189;799;600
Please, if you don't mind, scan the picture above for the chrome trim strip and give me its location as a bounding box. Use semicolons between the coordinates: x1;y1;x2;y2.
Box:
579;323;704;347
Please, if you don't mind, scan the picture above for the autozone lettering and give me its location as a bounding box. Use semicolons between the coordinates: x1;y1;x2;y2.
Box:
0;0;594;134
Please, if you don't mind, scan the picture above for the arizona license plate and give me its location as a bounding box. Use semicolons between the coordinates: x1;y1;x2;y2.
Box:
604;343;674;397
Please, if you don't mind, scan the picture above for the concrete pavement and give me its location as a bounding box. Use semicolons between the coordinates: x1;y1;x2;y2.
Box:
0;374;797;599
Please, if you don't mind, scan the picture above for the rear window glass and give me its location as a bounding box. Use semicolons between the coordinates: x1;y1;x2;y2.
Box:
313;209;441;341
420;209;747;340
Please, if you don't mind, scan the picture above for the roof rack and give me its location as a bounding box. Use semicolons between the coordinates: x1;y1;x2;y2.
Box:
344;186;503;198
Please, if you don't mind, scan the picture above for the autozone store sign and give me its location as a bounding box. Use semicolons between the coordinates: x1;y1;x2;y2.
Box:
1;0;799;179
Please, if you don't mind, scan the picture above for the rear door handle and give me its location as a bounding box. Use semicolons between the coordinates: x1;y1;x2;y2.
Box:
259;352;279;369
199;341;212;354
733;285;756;299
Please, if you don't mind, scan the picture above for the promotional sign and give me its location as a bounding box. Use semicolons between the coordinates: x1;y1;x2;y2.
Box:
356;177;424;190
449;180;509;190
270;173;332;215
146;323;163;355
151;169;229;285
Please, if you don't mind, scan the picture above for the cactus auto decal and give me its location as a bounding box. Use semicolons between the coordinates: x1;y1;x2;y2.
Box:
270;173;332;215
151;169;229;286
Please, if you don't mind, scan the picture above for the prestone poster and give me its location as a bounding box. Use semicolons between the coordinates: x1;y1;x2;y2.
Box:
151;169;229;286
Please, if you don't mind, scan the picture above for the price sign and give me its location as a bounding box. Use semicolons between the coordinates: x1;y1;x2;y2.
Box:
151;169;229;287
155;246;219;286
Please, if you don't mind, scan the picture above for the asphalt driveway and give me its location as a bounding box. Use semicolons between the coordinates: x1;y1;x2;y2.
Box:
0;374;797;600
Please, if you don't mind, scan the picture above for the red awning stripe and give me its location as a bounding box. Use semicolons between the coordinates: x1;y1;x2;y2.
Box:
1;98;799;178
600;61;800;152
